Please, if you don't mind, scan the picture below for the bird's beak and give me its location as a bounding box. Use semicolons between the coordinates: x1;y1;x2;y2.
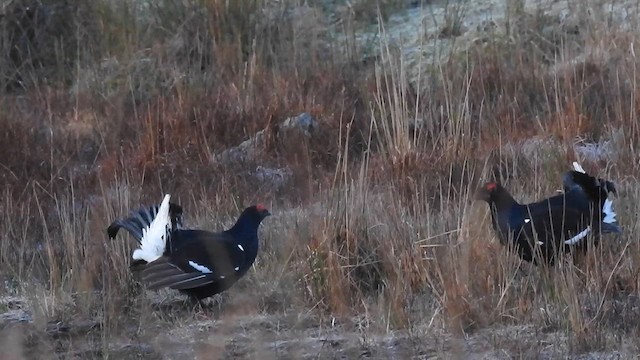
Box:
264;210;272;217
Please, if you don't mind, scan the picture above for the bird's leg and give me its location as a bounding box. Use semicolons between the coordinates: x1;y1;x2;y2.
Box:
188;296;202;309
196;299;206;316
189;297;214;320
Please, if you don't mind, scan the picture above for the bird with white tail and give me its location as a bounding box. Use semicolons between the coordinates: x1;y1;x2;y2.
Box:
476;161;621;265
107;195;271;301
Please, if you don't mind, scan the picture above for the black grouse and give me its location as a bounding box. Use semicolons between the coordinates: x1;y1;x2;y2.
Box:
476;164;619;264
107;195;271;300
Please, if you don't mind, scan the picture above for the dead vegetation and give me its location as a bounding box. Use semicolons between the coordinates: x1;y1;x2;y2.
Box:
1;0;640;358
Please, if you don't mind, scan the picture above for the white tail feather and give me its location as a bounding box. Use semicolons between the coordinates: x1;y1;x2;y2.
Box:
602;198;617;224
572;161;586;173
132;194;171;262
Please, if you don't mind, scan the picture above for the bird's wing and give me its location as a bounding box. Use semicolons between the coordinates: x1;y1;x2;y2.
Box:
140;234;247;290
140;258;218;290
520;201;592;247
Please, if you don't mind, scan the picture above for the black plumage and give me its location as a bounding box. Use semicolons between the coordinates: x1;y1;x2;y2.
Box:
108;196;270;300
562;162;621;234
476;165;620;264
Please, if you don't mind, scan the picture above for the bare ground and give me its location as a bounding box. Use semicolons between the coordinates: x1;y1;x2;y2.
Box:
1;292;637;359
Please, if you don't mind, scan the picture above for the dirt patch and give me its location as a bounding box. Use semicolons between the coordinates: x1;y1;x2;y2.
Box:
2;297;634;359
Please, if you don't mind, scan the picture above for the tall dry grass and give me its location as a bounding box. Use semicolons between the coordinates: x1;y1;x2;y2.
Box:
1;0;640;357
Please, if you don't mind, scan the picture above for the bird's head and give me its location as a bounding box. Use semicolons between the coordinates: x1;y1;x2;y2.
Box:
475;182;501;203
229;204;271;238
254;203;272;220
238;204;271;224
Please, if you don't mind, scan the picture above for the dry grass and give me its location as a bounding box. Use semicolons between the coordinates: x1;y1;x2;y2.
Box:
1;0;640;358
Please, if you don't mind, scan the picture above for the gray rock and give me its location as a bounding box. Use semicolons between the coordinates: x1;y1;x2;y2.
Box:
253;166;293;191
215;132;266;164
215;113;318;165
573;131;621;163
0;296;31;327
281;113;317;137
0;309;32;326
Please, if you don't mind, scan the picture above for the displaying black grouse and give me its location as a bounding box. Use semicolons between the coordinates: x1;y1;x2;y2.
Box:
476;163;620;264
107;195;271;300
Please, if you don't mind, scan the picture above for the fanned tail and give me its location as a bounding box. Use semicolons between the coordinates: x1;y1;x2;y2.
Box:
601;199;622;233
107;198;183;243
107;194;184;262
567;161;621;234
132;194;171;262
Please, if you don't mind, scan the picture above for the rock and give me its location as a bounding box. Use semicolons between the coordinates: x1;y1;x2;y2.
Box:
280;113;317;137
503;137;565;162
572;128;622;163
215;113;318;164
0;310;32;326
213;113;317;190
253;166;292;191
215;132;266;164
476;20;497;33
